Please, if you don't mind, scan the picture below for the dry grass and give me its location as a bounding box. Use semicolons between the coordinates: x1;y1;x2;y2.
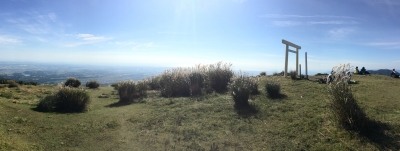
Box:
0;74;400;150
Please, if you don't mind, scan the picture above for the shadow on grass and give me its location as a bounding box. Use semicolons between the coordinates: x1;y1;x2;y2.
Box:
234;103;258;118
358;119;400;150
105;101;133;107
268;93;287;100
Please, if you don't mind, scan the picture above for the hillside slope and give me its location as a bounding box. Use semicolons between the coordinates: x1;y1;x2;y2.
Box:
1;74;399;150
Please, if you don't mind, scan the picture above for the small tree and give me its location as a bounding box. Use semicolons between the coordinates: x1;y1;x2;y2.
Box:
65;77;81;88
86;80;100;89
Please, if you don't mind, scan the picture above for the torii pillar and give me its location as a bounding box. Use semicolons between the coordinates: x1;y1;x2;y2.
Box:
282;39;301;77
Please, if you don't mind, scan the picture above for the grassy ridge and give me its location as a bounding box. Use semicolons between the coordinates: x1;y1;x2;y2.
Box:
0;74;399;150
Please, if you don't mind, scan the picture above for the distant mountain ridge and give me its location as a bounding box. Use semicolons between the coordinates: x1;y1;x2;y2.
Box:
367;69;397;76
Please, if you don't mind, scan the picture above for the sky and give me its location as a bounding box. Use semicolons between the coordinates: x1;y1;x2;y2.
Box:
1;0;400;74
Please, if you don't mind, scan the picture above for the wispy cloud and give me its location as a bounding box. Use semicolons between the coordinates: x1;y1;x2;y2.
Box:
308;21;358;25
157;31;189;35
6;11;59;34
261;14;356;19
77;34;107;41
272;21;302;26
365;42;400;46
64;34;112;47
364;42;400;49
272;20;357;27
0;36;21;44
328;28;354;38
132;42;153;51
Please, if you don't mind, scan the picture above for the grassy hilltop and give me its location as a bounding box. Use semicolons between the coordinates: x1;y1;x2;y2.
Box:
1;72;400;150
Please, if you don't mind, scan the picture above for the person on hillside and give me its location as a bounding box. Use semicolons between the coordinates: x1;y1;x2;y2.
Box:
359;67;371;75
391;69;399;78
354;66;359;74
327;71;334;84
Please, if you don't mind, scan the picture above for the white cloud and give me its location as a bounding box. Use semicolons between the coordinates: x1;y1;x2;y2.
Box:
328;28;354;38
0;36;21;44
157;31;189;35
261;14;355;19
64;34;112;47
6;12;59;35
365;42;400;46
272;20;358;27
272;21;302;26
308;21;358;25
364;42;400;49
77;34;107;41
132;42;154;51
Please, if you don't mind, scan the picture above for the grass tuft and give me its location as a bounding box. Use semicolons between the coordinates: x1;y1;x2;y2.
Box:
328;81;367;131
265;77;281;98
8;80;19;88
116;80;147;104
229;72;258;107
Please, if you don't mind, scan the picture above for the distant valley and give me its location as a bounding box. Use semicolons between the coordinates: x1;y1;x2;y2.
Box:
0;62;168;85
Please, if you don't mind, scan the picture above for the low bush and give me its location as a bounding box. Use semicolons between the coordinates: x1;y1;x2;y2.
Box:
65;77;81;88
229;73;258;107
17;80;38;86
189;71;206;96
36;94;57;112
206;62;233;93
8;80;19;88
86;80;100;89
116;80;147;103
265;78;281;98
259;72;266;76
329;81;367;131
36;86;90;113
272;71;284;76
159;68;191;97
147;76;161;90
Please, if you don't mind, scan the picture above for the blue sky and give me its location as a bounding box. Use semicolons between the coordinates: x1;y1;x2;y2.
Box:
1;0;400;74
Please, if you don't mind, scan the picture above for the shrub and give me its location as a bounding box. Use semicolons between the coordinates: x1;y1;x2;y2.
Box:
8;80;19;88
265;78;281;98
159;68;191;97
229;73;258;107
36;94;57;112
65;77;81;88
189;71;206;96
206;62;233;93
289;70;297;80
249;77;259;95
272;71;284;76
259;72;266;76
36;87;90;113
329;82;367;131
55;87;90;112
147;76;161;90
17;80;38;86
86;80;100;89
116;80;147;103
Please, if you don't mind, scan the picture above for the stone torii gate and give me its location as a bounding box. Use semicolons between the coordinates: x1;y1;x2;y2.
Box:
282;39;301;77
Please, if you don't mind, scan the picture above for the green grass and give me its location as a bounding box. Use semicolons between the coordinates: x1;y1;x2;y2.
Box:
0;74;399;150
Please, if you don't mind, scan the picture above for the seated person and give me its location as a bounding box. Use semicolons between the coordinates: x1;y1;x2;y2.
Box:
391;69;399;78
360;67;370;75
354;66;359;74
